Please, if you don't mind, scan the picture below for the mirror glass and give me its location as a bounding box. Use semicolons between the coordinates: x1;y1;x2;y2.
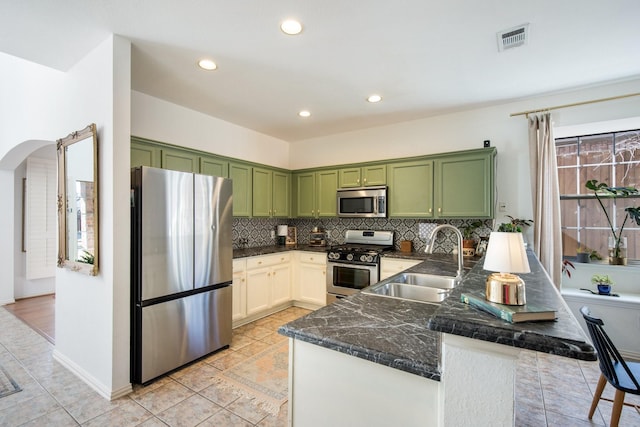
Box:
57;123;99;275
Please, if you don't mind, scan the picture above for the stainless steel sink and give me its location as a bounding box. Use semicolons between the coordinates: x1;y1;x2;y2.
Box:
364;282;451;303
361;272;458;304
392;273;458;289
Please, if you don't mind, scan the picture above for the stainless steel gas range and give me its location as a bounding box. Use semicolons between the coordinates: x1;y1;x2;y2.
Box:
326;230;394;304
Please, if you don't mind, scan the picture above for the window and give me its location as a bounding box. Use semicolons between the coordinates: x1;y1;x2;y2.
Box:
556;129;640;261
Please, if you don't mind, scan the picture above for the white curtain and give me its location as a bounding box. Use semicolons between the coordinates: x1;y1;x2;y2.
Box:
528;113;562;287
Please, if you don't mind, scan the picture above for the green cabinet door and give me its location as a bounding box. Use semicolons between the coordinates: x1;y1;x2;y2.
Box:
316;170;338;217
252;168;273;217
338;168;361;188
435;151;494;218
272;171;290;218
387;160;434;218
362;165;386;186
200;156;228;177
294;172;316;217
161;148;199;173
131;140;161;168
230;162;252;217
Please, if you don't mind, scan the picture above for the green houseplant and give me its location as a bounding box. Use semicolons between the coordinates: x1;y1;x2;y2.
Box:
576;245;601;263
591;274;614;295
585;180;640;265
461;221;483;247
497;216;533;233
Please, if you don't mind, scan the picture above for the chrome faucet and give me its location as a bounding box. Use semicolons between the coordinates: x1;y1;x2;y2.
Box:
425;224;464;283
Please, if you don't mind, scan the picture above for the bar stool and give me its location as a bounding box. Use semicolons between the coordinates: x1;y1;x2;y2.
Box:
580;306;640;426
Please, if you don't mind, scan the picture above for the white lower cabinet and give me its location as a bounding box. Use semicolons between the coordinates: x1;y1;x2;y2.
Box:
380;258;422;280
295;252;327;308
244;253;292;317
233;250;328;326
232;259;247;322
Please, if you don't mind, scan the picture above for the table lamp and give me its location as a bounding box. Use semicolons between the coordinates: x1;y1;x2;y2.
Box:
483;232;531;305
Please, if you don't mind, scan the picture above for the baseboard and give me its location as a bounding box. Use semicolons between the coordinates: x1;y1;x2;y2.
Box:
52;349;133;400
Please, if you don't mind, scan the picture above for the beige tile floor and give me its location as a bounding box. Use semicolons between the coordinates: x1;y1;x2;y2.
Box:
0;304;639;426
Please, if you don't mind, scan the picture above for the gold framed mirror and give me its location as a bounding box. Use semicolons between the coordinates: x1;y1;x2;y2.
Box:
57;123;99;275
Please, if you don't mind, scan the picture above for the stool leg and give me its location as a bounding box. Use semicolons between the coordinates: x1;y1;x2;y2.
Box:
610;389;625;427
589;374;607;419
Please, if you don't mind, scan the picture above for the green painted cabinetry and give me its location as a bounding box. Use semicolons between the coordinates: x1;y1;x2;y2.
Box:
161;148;199;173
131;139;161;168
293;170;338;218
434;151;494;218
387;160;434;218
252;168;290;217
230;162;252;217
338;165;386;188
200;156;228;177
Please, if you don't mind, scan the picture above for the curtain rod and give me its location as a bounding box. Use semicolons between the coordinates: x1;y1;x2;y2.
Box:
510;92;640;118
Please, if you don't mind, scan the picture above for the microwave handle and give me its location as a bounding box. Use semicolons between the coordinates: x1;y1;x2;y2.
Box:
374;196;379;215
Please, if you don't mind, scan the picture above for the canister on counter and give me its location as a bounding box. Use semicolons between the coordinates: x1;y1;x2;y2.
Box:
400;240;413;253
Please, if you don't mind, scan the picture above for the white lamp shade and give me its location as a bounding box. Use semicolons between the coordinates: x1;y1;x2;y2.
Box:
483;232;531;273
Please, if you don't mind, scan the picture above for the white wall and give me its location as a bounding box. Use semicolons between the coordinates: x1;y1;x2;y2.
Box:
290;78;640;224
53;35;132;399
131;91;291;169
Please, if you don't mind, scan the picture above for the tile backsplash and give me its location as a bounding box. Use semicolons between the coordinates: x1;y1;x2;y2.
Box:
233;217;494;253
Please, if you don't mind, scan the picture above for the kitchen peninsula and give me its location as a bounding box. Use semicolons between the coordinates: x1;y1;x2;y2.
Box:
279;251;596;427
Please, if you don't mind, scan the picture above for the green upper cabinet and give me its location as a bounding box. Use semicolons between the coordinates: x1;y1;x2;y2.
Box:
200;155;228;177
294;172;316;217
252;168;290;217
161;148;199;173
316;169;338;216
293;169;338;218
338;165;386;188
387;160;434;218
230;162;252;217
434;150;494;218
252;168;273;217
131;139;161;168
272;171;290;218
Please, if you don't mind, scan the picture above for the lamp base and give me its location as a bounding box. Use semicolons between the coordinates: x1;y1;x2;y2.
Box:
485;273;526;306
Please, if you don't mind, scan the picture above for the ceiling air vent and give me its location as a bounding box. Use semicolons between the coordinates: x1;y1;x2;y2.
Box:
497;24;529;52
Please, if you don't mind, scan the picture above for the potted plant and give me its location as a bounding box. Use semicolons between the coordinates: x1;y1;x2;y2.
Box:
461;221;483;248
585;180;640;265
576;245;601;263
497;216;533;233
591;274;614;295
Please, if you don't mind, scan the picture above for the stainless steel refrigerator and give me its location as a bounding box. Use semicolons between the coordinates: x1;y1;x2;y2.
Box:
131;166;233;384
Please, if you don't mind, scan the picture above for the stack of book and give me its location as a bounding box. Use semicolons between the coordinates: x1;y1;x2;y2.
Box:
460;291;557;323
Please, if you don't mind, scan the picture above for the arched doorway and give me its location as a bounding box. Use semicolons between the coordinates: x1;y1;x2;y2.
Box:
0;140;57;343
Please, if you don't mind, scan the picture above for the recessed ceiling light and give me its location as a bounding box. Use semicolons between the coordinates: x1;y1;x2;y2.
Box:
298;110;311;118
367;94;382;103
281;19;303;35
198;59;217;71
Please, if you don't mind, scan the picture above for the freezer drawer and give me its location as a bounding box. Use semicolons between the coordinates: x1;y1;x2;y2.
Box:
132;286;232;383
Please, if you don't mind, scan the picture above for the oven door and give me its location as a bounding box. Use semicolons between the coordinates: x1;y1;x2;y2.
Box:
326;261;379;296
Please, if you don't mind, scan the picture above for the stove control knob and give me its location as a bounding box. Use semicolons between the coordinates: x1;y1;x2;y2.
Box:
363;255;373;263
328;252;337;260
346;254;354;261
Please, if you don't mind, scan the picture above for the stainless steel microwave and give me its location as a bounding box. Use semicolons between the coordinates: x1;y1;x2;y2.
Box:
337;186;387;218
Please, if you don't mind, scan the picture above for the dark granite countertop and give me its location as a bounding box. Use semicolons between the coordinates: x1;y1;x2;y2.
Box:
233;244;328;259
279;250;596;381
428;251;597;361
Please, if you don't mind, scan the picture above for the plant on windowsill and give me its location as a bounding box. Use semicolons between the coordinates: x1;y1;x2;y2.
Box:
576;245;601;263
585;180;640;265
591;274;614;295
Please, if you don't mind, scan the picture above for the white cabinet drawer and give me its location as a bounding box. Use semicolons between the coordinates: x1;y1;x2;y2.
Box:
246;253;291;269
298;252;327;265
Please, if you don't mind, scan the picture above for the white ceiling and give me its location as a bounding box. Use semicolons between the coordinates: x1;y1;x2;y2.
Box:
2;0;639;142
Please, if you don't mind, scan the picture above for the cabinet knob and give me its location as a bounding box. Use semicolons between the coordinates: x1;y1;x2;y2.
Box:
429;208;432;213
310;257;314;261
438;207;442;213
357;178;360;184
258;261;262;265
363;178;367;184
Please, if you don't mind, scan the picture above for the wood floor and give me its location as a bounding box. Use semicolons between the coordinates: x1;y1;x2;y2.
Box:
4;293;55;344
